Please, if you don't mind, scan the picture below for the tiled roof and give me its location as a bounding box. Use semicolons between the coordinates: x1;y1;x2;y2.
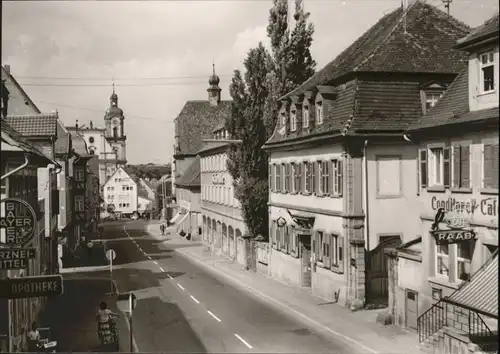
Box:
408;69;499;131
175;156;200;188
1;66;41;115
446;254;498;318
55;120;71;155
283;1;469;100
455;13;499;49
197;140;231;155
4;113;58;137
1;119;53;162
175;100;231;156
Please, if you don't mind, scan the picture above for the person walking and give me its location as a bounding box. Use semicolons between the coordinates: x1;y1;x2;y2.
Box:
160;223;165;236
96;301;120;350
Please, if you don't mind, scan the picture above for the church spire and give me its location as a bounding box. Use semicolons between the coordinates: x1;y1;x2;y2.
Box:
110;77;118;106
208;61;221;106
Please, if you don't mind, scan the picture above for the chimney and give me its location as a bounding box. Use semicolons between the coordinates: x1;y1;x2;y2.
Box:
4;65;10;74
75;119;79;129
90;120;93;129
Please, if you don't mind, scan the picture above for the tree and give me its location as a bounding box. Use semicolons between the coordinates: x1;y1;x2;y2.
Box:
263;0;316;139
226;43;271;239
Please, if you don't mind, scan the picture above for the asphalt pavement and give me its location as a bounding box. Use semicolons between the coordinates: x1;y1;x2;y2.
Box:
94;219;361;353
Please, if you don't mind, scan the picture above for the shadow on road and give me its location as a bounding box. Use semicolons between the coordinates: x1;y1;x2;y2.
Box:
132;296;207;353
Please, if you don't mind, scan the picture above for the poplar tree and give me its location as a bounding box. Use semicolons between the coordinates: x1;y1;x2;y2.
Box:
226;43;271;239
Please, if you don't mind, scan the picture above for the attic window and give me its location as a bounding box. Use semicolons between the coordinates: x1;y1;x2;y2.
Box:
316;101;323;125
280;111;287;126
480;52;495;93
290;107;297;132
303;104;310;128
424;91;444;114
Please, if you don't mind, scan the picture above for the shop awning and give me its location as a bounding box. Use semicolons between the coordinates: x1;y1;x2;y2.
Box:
444;254;498;318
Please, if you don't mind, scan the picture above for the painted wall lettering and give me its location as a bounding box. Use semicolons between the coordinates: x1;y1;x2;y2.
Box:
431;196;497;217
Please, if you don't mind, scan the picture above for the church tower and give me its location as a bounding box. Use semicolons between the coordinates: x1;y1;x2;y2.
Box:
207;63;221;107
104;83;127;166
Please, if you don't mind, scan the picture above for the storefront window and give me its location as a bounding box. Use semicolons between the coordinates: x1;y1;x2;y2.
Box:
457;243;473;281
436;244;449;276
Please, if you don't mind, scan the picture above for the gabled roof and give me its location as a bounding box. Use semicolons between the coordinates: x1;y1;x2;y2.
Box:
175;100;231;156
455;13;499;50
103;166;137;187
4;113;58;137
198;140;231;155
1;66;41;115
408;69;499;132
283;1;470;100
175;156;200;188
55;120;71;156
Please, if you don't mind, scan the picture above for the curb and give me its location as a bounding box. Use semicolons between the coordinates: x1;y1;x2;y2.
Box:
145;225;378;354
60;265;110;274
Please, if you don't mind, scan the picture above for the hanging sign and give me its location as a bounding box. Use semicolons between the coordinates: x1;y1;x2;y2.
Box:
0;248;36;270
430;204;478;246
0;275;63;299
0;198;37;247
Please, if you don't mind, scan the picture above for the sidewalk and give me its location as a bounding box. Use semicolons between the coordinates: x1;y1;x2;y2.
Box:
147;221;420;354
38;275;129;352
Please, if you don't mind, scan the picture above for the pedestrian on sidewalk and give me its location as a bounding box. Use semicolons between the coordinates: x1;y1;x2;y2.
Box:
96;301;120;350
160;223;165;236
26;322;40;352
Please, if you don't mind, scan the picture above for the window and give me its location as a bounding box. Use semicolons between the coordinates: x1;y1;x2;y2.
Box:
294;162;302;193
436;244;449;277
303;105;309;128
280;111;287;126
75;195;84;212
316;101;323;125
428;147;450;187
304;162;311;193
275;164;282;192
331;159;343;196
290;108;297;132
457;243;473;281
113;127;118;137
75;168;84;181
480;52;495;93
319;161;330;195
284;164;291;193
483;143;499;189
269;163;275;192
425;91;443;112
451;145;470;188
331;234;343;268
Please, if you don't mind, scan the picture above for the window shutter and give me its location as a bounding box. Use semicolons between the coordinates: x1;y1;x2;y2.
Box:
312;161;317;194
419;149;428;188
338;236;344;274
484;144;499;189
460;145;470;188
272;221;277;248
337;159;343;196
269;164;273;192
329;160;335;195
324;235;331;268
311;233;316;263
297;163;302;193
443;147;451;188
452;146;461;188
286;225;292;254
294;228;299;257
271;164;276;192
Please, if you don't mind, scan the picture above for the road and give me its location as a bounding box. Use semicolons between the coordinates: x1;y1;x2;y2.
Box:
96;219;359;353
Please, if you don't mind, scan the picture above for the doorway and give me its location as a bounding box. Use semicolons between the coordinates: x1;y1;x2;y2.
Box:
299;235;312;288
405;289;418;331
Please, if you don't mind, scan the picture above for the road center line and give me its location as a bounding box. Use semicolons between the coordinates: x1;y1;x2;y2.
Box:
190;295;200;304
177;283;185;291
167;274;173;279
234;334;252;349
159;266;165;272
153;260;159;265
207;310;222;323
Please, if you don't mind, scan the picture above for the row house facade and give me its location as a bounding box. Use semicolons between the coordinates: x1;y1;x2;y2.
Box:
102;167;138;216
0;119;61;352
386;14;498;352
170;65;231;226
262;1;470;309
174;156;201;239
199;129;247;265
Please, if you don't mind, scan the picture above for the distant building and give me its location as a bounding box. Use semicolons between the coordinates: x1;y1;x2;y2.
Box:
102;167;138;216
171;64;231;219
66;85;127;186
174;156;201;238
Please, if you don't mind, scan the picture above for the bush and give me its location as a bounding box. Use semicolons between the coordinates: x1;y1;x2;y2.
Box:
235;177;269;241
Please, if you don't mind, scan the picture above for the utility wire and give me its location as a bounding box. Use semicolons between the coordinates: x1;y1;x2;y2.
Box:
15;74;232;80
15;81;213;87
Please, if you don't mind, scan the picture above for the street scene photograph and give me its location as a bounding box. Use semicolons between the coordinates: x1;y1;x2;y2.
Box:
0;0;498;353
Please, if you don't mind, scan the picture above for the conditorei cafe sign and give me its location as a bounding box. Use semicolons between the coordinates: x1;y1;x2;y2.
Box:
429;196;498;245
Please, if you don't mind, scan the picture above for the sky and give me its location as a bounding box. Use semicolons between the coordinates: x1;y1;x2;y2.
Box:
2;0;498;165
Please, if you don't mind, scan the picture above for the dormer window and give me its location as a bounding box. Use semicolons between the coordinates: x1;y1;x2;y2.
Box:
290;107;297;132
280;111;287;126
303;104;309;128
480;52;495;93
315;101;323;125
425;91;443;112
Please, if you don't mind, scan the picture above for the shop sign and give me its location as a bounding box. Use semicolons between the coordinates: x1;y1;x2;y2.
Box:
212;174;226;185
430;196;497;217
0;198;37;246
0;274;63;299
0;248;36;270
430;201;478;245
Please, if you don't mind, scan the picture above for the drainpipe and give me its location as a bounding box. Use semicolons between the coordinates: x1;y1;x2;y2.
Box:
363;140;370;293
1;154;29;180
